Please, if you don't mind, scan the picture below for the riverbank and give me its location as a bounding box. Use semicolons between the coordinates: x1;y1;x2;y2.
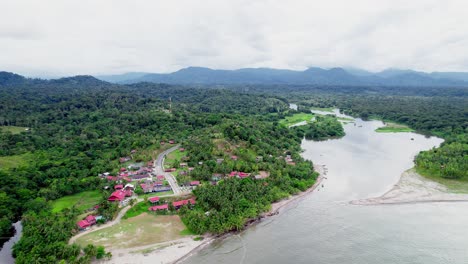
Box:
266;164;326;215
351;169;468;205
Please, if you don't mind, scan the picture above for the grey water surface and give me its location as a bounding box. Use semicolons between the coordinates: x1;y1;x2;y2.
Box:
182;116;468;264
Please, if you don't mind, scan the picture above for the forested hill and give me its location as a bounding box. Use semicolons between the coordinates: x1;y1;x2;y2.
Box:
97;66;468;87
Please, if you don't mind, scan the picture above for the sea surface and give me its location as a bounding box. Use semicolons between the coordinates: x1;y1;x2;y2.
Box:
182;112;468;264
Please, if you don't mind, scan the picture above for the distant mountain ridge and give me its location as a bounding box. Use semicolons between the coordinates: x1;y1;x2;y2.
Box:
97;67;468;87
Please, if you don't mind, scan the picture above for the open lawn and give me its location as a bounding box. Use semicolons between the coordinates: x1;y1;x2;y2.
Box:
416;167;468;194
0;153;30;169
375;122;414;133
0;126;29;134
164;149;186;167
51;190;102;213
310;106;334;112
75;213;189;249
279;113;315;127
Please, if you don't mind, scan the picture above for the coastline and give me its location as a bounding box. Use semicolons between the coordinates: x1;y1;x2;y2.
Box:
265;164;326;216
351;168;468;205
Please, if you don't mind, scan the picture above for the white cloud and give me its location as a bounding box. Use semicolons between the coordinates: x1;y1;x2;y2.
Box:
1;0;468;76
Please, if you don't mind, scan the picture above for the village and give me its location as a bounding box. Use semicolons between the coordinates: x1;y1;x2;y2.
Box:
72;139;281;240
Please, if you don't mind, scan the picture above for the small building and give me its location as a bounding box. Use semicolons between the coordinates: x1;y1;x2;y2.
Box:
160;141;166;145
120;168;126;172
149;204;169;211
231;155;238;161
216;158;224;164
190;181;200;186
108;190;126;202
172;199;196;209
169;140;175;144
154;181;164;186
106;176;117;181
148;196;160;204
188;167;195;171
179;148;185;152
131;149;137;154
114;184;123;190
77;220;91;230
157;175;165;181
85;215;96;225
238;172;250;179
124;183;135;190
180;163;187;167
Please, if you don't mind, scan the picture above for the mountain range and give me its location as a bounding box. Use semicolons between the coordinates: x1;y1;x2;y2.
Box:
97;67;468;87
2;67;468;87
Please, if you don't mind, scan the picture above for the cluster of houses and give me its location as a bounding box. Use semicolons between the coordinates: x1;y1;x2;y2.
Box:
140;175;171;193
77;214;103;230
108;184;134;203
147;196;196;212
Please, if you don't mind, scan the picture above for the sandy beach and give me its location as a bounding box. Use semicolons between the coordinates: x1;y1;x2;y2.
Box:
94;236;213;264
351;169;468;205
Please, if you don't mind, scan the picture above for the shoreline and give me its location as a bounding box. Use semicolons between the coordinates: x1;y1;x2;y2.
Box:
265;164;326;216
351;168;468;205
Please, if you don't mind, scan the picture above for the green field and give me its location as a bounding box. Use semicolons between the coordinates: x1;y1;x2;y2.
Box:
375;122;414;133
416;167;468;194
51;190;102;213
279;113;315;127
164;149;186;168
75;213;189;249
0;126;29;134
310;106;334;112
0;153;31;170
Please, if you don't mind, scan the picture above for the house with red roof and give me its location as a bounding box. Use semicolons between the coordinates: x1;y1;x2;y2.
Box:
190;181;200;186
114;184;123;190
231;155;238;160
169;140;175;144
172;198;196;209
149;204;169;211
77;220;91;230
238;172;250;178
108;190;126;202
157;175;165;181
106;176;117;181
148;196;160;204
85;215;96;225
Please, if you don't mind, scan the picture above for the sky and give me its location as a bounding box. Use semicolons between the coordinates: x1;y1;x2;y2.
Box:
1;0;468;77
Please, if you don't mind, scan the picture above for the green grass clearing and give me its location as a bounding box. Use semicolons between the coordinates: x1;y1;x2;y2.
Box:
51;190;102;213
0;126;29;134
310;106;334;112
0;153;31;170
376;122;414;133
164;149;186;168
279;113;315;127
416;167;468;194
75;213;189;249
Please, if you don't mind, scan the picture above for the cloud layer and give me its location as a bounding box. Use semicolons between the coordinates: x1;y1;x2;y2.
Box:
1;0;468;76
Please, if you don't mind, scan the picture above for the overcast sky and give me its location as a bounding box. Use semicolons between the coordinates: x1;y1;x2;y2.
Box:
1;0;468;77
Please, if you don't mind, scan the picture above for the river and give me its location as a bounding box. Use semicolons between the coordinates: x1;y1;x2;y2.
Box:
182;112;468;264
0;221;22;264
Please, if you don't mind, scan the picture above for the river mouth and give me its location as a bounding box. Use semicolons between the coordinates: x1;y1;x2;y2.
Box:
182;111;468;264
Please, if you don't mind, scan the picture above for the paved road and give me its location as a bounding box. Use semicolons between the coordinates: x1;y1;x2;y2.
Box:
154;145;183;195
